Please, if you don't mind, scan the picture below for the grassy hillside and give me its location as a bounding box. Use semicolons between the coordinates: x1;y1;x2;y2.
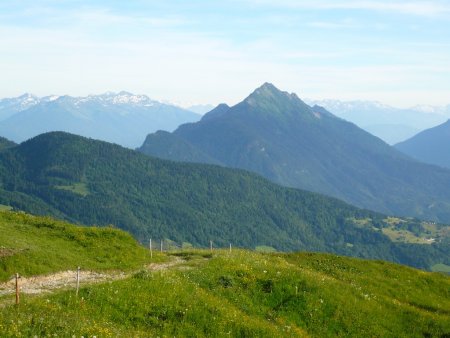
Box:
0;211;159;282
0;132;449;271
0;249;449;337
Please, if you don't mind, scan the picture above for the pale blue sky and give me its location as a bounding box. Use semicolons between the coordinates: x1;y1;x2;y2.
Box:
1;0;449;107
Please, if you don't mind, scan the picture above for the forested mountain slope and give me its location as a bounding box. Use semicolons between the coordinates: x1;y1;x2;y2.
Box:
139;83;450;223
0;132;448;270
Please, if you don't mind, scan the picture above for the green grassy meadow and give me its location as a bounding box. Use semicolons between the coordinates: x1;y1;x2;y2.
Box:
0;211;163;282
0;211;449;337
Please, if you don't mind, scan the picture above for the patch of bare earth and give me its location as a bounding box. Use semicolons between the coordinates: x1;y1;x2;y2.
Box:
0;257;184;298
0;247;20;258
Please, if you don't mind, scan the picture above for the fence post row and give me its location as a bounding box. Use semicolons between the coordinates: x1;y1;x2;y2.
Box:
11;240;240;303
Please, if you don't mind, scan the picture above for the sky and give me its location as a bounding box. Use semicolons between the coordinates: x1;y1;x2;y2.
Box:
0;0;449;107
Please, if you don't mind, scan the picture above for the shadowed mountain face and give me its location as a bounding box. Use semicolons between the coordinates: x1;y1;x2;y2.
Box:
139;83;450;223
0;92;200;148
395;119;450;169
0;132;448;270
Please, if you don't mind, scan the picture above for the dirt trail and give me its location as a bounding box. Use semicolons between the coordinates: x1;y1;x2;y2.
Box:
0;257;183;298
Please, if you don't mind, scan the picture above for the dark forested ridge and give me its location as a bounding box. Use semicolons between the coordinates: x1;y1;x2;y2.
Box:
138;130;221;165
0;136;16;151
0;132;448;270
139;83;450;223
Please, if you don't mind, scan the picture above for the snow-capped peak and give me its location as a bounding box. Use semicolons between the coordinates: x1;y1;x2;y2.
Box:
411;105;445;115
112;92;151;105
81;91;157;106
0;93;40;112
43;95;60;102
19;93;40;106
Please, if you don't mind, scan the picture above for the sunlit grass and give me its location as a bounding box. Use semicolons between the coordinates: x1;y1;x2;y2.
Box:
1;249;449;337
0;211;164;282
1;212;448;336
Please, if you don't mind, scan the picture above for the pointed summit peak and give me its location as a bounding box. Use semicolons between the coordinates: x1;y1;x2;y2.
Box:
245;83;302;105
251;82;283;96
259;82;279;91
242;83;310;118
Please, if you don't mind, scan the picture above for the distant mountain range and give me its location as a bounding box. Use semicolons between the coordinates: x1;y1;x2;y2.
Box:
395;119;450;169
0;93;40;120
3;91;447;147
306;99;450;144
0;92;200;148
139;83;450;223
0;131;448;270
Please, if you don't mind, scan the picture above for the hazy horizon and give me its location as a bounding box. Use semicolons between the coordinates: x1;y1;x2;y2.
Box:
1;87;449;112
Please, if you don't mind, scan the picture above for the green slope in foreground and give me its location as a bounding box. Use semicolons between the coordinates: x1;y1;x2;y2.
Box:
0;213;449;337
0;211;161;282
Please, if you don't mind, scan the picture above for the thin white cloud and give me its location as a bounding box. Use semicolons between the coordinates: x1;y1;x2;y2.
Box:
0;1;449;107
307;21;356;29
72;9;189;28
337;1;450;16
282;51;351;59
0;5;189;30
247;0;450;17
1;17;449;104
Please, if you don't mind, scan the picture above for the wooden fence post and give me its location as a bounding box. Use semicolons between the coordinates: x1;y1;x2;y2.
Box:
229;243;232;253
210;240;213;252
160;239;163;252
15;273;19;305
149;238;153;258
76;267;80;296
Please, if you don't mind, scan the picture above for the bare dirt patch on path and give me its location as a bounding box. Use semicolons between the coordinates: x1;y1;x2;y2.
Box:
0;257;184;298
